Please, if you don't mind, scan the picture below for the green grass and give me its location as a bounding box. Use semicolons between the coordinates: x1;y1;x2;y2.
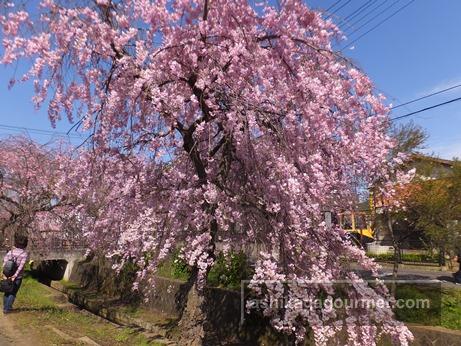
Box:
367;252;439;263
394;284;441;326
59;279;81;290
156;256;190;282
157;250;254;290
441;288;461;330
156;250;191;282
16;275;56;309
207;251;253;290
391;283;461;330
10;273;159;345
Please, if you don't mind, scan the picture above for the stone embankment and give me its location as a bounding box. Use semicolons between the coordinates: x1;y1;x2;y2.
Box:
38;255;461;345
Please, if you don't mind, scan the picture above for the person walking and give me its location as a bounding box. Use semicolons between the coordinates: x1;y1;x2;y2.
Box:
2;233;28;314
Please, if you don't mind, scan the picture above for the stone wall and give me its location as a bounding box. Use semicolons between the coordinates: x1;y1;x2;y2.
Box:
65;255;293;345
62;256;461;346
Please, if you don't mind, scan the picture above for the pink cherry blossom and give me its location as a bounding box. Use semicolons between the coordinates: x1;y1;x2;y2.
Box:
1;1;413;344
0;137;81;249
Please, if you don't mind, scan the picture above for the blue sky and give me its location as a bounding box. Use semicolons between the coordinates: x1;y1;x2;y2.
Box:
0;0;460;158
311;0;461;159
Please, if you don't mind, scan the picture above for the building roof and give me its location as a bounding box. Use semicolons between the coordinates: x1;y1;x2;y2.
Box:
410;153;454;167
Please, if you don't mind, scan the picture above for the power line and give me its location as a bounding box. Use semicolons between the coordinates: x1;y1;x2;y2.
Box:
341;0;416;51
375;87;414;114
339;0;379;27
0;124;79;137
390;83;461;110
343;0;389;33
391;96;461;121
326;0;344;13
346;0;402;37
326;0;352;20
0;123;82;139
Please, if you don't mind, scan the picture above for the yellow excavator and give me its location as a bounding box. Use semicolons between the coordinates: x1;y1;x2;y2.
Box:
338;211;374;243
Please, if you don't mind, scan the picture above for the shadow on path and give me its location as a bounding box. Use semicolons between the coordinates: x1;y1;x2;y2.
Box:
12;307;64;313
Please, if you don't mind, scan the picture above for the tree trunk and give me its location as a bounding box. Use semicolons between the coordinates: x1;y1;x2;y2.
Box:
177;120;219;345
177;281;207;346
176;266;214;345
438;244;446;267
386;210;398;296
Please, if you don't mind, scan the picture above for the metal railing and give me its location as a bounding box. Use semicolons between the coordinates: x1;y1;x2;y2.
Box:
0;238;87;253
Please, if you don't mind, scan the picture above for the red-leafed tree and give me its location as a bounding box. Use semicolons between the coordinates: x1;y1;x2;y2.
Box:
1;1;413;344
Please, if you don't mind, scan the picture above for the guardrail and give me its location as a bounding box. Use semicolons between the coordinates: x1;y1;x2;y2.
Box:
0;239;87;254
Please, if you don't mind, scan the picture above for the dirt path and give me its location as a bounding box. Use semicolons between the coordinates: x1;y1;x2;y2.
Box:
0;327;12;346
0;313;35;346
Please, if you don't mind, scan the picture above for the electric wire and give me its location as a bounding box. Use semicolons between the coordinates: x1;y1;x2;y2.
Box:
325;0;345;13
343;0;389;33
391;96;461;121
0;123;82;139
341;0;416;51
390;83;461;110
338;0;379;28
326;0;352;20
346;0;402;37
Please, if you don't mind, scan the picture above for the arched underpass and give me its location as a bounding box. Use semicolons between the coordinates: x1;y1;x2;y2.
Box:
0;247;86;286
30;259;69;286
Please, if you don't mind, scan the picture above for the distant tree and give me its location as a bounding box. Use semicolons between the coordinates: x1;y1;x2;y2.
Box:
389;121;428;156
0;136;78;250
401;162;461;266
372;122;427;283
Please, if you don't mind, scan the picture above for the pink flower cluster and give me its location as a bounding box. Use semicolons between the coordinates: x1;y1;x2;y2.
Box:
0;137;80;249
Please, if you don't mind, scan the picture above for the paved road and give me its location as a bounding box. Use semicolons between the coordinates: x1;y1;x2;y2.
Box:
356;264;461;289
